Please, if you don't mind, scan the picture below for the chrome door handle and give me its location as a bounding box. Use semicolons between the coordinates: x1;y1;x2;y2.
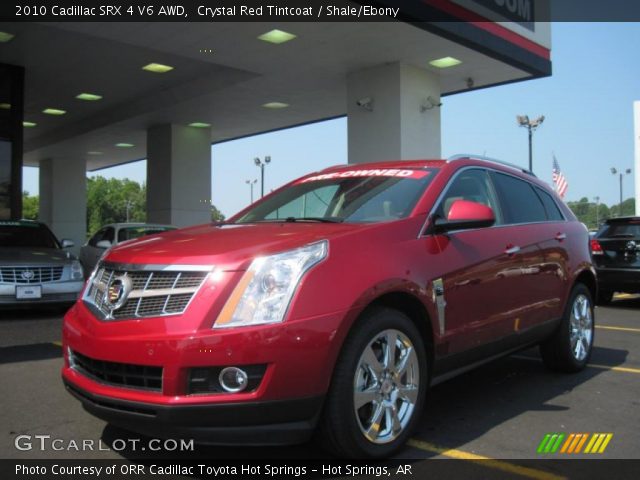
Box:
555;233;567;241
505;245;521;255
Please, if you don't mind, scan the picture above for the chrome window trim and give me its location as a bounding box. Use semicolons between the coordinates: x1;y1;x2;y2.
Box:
418;165;568;238
447;154;537;177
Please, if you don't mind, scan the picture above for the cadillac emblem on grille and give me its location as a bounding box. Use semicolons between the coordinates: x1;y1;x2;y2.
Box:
21;270;35;281
104;275;132;312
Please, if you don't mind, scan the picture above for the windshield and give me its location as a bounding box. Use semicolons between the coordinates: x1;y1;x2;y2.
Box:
234;168;436;224
0;223;61;248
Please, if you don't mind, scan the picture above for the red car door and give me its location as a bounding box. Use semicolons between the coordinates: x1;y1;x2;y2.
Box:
488;171;557;331
423;168;530;357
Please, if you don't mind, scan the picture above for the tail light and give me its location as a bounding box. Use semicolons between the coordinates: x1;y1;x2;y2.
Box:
591;238;604;255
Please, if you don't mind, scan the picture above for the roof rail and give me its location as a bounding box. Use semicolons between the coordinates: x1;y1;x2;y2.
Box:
447;154;537;178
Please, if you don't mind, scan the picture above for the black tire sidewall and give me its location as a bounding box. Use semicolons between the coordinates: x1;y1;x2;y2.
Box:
324;307;428;458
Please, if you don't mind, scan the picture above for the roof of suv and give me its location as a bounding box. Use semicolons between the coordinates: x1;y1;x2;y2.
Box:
604;216;640;223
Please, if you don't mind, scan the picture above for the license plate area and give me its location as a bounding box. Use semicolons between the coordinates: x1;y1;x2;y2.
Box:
16;285;42;299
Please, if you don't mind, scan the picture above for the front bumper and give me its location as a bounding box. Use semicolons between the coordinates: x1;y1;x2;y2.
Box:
0;281;83;305
64;380;323;445
595;267;640;293
62;301;352;445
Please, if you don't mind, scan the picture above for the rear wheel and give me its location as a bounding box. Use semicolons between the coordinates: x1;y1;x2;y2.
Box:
318;308;427;458
540;283;594;372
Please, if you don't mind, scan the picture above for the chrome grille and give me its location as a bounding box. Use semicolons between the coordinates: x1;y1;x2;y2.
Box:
0;266;64;284
84;263;210;320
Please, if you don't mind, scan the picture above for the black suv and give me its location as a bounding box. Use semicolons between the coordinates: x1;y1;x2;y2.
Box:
591;216;640;304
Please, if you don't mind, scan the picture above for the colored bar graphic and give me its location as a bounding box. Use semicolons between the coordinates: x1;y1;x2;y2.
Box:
537;433;565;453
539;433;613;454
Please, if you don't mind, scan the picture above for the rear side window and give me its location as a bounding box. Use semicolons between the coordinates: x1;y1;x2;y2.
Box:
490;172;546;224
534;187;564;221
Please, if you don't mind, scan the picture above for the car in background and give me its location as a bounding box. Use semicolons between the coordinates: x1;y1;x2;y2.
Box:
63;157;596;458
0;220;84;306
80;223;176;275
591;216;640;304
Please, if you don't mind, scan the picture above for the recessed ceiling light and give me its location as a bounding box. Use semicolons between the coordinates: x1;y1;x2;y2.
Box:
115;143;134;148
23;121;37;128
262;102;289;109
142;63;174;73
0;31;15;43
87;151;103;155
0;103;10;110
76;93;103;101
43;108;66;115
429;56;462;68
258;29;296;44
188;122;211;128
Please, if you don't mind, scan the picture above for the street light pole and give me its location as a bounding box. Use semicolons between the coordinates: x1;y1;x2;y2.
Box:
517;115;545;173
593;196;600;228
245;179;257;203
124;200;133;223
254;156;271;198
610;167;632;216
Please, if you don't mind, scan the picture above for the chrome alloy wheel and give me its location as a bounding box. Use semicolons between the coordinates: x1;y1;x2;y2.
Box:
570;294;593;361
353;329;419;444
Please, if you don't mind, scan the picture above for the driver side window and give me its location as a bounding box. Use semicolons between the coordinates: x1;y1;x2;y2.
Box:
435;169;502;224
88;227;115;247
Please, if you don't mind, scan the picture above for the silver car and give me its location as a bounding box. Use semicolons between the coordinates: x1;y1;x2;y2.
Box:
80;223;176;275
0;220;84;306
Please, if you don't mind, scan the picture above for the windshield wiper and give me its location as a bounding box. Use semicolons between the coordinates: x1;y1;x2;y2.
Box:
285;217;344;223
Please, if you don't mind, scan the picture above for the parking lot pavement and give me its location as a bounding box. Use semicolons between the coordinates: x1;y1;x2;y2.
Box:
1;297;639;469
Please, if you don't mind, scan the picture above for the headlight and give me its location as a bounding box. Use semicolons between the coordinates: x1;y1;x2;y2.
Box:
214;240;328;329
70;260;84;280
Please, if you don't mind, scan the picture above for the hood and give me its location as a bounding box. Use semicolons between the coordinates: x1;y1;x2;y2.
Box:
105;222;371;270
0;247;74;266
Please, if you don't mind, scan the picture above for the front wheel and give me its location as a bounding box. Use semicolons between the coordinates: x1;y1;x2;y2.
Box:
540;283;595;372
318;308;428;458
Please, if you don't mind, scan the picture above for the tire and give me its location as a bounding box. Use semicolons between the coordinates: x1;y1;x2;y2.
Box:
540;283;595;373
318;307;428;458
596;289;613;305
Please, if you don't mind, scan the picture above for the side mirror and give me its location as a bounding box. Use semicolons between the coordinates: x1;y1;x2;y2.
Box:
431;200;495;234
61;239;75;249
96;240;112;249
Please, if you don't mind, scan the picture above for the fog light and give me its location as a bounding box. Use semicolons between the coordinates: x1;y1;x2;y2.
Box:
218;367;249;392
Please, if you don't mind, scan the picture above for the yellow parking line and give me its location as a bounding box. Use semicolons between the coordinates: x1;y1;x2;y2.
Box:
589;364;640;374
407;439;566;480
614;293;634;299
52;341;62;347
512;355;640;374
596;325;640;333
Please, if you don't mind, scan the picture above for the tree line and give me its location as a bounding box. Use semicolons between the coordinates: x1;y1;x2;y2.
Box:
23;176;225;236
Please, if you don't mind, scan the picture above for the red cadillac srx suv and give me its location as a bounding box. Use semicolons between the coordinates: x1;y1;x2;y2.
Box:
62;156;596;458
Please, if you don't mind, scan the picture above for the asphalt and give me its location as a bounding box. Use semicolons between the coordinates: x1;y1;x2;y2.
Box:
1;296;638;472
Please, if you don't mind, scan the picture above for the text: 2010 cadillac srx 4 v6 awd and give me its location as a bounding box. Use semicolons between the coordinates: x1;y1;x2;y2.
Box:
62;156;596;458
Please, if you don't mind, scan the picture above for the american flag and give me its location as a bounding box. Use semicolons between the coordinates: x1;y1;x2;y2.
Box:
552;155;568;198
